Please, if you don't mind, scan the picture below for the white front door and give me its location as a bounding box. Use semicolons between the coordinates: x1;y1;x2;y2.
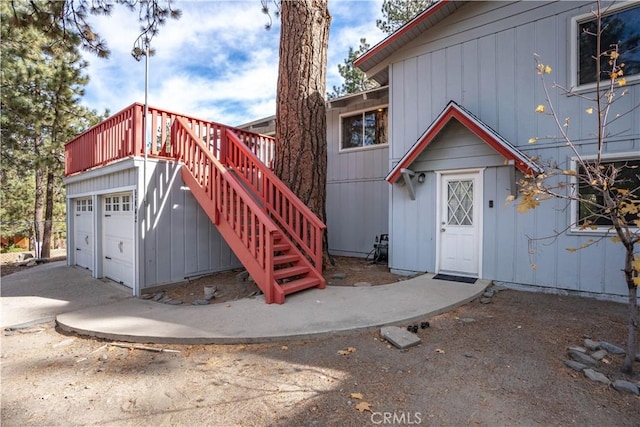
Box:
438;172;481;276
102;193;135;288
74;198;94;270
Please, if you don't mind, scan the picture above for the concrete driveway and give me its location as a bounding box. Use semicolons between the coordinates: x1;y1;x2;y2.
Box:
1;262;131;328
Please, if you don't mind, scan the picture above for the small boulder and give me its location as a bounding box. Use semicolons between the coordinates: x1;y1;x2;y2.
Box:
20;253;34;261
236;270;250;282
331;272;347;280
568;349;599;367
164;299;183;305
612;379;639;396
563;360;587;372
583;369;610;385
598;341;625;355
480;298;492;304
590;349;607;361
583;338;600;351
568;346;587;353
483;289;496;298
192;299;210;305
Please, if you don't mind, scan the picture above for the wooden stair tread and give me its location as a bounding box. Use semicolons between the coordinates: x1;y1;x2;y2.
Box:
273;242;290;252
278;276;322;294
274;265;309;280
274;253;299;265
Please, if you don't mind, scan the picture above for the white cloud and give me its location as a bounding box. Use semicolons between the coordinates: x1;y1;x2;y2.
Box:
81;0;384;125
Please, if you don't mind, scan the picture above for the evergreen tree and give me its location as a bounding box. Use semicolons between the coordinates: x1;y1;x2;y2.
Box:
273;0;332;265
328;38;379;99
376;0;433;34
1;0;103;257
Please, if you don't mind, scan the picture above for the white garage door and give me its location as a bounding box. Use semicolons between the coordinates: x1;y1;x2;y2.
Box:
103;193;135;288
74;198;94;271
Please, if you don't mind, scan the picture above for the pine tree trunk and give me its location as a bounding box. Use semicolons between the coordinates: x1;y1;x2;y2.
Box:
275;0;331;266
33;161;44;258
41;168;55;259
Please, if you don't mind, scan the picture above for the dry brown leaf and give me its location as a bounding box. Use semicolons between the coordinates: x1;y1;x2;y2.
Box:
350;392;364;400
435;348;445;354
281;346;288;351
355;401;372;412
337;346;356;356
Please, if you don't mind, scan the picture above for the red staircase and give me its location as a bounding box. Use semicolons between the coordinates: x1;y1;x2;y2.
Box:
65;103;326;304
171;118;325;303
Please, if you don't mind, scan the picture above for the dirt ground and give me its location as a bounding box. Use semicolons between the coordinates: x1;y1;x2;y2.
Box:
154;256;404;305
2;256;639;425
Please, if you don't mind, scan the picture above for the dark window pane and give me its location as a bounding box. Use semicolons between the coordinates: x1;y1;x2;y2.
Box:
341;107;388;149
341;115;363;149
578;5;640;85
578;159;640;225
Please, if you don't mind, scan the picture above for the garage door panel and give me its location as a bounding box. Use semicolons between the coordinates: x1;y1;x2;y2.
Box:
74;198;93;271
103;193;134;288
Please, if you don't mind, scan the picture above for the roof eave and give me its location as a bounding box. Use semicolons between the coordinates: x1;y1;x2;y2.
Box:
386;101;543;184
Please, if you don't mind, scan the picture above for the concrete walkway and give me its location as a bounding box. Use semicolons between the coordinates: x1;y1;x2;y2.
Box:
2;262;488;344
57;274;488;344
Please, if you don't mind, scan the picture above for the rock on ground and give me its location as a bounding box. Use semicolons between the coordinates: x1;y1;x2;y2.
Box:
583;369;611;385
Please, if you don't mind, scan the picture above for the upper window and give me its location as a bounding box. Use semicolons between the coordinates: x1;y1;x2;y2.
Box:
104;194;132;213
575;157;640;228
76;199;92;212
573;3;640;87
340;107;388;150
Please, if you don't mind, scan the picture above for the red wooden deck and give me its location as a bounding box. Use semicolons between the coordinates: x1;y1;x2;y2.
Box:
65;103;325;303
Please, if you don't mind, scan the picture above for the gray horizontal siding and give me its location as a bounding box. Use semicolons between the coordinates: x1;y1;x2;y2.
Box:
65;167;136;196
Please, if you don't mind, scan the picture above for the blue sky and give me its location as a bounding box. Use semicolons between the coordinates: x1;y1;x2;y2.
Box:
81;0;386;127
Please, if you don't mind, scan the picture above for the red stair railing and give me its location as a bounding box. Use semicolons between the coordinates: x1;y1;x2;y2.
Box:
172;117;279;303
225;130;325;273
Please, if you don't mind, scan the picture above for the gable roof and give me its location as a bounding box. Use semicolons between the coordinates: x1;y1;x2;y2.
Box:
355;0;468;84
386;101;544;183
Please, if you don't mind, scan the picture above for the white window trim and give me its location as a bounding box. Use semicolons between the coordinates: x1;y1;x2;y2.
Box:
568;151;640;235
569;2;640;92
338;104;389;153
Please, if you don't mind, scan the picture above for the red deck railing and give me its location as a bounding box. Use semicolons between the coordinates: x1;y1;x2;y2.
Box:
64;102;276;176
